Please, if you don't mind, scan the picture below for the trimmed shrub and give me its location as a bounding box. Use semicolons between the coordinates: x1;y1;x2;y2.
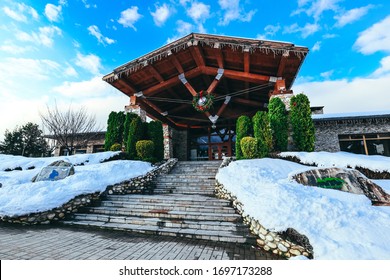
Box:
136;140;154;161
123;112;138;150
290;94;315;152
110;143;122;151
235;116;252;160
105;111;125;151
252;111;273;158
240;137;258;159
268;97;288;152
147;121;164;161
126;116;145;159
316;177;345;190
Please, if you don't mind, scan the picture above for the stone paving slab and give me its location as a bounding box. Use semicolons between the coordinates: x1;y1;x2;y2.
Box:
0;223;283;260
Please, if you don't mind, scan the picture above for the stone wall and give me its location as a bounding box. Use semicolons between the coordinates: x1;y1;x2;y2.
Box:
1;158;178;225
216;158;313;259
314;117;390;152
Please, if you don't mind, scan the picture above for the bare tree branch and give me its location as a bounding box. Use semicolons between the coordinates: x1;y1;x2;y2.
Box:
40;103;103;154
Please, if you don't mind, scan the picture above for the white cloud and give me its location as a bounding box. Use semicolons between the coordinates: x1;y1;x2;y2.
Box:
81;0;96;9
53;76;114;98
0;42;33;54
0;57;61;81
335;5;374;27
354;15;390;55
2;3;39;22
294;74;390;114
167;20;195;43
312;41;321;52
323;33;338;39
87;25;116;45
16;26;62;47
320;70;334;79
151;3;172;27
118;7;142;30
75;53;102;75
257;24;281;39
187;2;210;23
372;56;390;77
45;4;62;22
292;0;342;21
218;0;257;26
64;65;78;77
283;22;320;38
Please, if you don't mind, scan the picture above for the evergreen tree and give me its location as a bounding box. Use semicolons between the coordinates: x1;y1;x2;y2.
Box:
104;111;125;151
268;97;288;152
0;123;48;156
252;111;273;158
126;116;145;159
235;116;252;160
123;112;138;150
290;93;315;151
146;121;164;161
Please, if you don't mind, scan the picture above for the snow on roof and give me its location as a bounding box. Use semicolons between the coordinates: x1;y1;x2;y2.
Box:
312;110;390;120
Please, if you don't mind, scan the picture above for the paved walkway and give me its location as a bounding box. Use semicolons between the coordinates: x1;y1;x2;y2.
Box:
0;224;281;260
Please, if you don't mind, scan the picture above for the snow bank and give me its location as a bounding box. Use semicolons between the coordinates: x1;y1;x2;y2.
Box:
0;151;121;171
280;151;390;173
216;158;390;260
0;153;153;217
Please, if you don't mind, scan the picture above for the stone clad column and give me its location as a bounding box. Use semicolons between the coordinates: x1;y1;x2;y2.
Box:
163;124;173;159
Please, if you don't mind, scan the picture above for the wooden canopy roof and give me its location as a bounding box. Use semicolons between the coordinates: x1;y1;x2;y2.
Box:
103;33;309;129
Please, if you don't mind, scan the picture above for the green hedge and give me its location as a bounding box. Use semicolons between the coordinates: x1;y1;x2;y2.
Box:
126;116;145;159
290;94;315;152
123;112;138;150
104;111;125;151
240;137;258;159
252;111;273;158
147;121;164;161
235;116;252;160
268;98;288;152
136;140;155;161
110;143;122;151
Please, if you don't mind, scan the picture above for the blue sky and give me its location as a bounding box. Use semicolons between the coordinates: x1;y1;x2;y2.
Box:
0;0;390;138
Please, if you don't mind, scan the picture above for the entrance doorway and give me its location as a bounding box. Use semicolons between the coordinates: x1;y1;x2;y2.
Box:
189;127;236;161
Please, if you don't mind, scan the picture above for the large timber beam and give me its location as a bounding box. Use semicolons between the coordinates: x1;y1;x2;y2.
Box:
202;66;275;84
277;51;289;77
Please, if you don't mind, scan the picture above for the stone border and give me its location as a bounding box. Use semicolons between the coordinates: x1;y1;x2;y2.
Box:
216;157;313;259
0;158;178;225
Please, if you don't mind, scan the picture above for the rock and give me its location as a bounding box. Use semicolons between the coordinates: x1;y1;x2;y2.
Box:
267;242;277;249
278;243;288;252
290;249;301;256
278;228;313;254
293;167;390;206
266;235;274;242
32;160;75;182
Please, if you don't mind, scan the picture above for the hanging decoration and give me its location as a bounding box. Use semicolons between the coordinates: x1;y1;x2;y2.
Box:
192;90;214;113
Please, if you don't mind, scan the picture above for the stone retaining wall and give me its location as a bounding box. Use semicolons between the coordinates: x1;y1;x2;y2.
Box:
216;158;313;259
0;158;178;225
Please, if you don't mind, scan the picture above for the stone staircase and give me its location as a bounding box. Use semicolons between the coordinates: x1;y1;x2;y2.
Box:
62;161;256;244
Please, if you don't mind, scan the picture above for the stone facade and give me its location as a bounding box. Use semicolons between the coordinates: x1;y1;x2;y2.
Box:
313;115;390;153
172;129;188;161
163;124;173;159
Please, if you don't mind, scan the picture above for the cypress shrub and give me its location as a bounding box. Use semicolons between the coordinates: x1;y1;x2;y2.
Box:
235;116;252;160
123;112;138;150
110;143;122;151
116;112;125;146
240;137;258;159
252;111;273;158
136;140;155;162
126;116;145;159
268;98;288;152
104;111;118;151
290;93;315;151
147;121;164;161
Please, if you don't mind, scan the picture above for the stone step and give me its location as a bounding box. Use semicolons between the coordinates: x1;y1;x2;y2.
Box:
70;214;248;232
153;184;215;189
105;194;231;207
152;189;215;196
62;220;255;243
82;207;241;222
99;201;236;214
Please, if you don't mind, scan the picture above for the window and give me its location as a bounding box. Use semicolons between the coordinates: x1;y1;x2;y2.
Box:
339;133;390;156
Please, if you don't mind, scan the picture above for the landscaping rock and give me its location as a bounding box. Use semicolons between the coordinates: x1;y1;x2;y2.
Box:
293;168;390;206
32;160;75;182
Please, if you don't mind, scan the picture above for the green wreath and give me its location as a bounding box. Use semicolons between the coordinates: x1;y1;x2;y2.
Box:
192;90;214;113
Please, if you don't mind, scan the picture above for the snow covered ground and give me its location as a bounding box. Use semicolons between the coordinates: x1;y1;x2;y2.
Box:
216;158;390;260
280;151;390;173
0;152;153;217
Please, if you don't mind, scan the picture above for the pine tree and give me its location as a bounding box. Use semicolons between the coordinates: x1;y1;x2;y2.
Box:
123;112;138;150
235;116;252;160
252;111;273;158
126;116;145;159
268;97;288;152
290;93;315;151
146;121;164;161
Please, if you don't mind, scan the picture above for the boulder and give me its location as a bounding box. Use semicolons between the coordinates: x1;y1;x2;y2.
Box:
293;168;390;206
32;160;75;182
